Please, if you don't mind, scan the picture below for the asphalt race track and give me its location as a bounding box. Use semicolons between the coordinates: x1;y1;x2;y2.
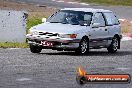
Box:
0;40;132;88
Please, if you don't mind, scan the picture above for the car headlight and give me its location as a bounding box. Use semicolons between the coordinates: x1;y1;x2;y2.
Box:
32;31;39;35
28;30;39;35
59;34;77;38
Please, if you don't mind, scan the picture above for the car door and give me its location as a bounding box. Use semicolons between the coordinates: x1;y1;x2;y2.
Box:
89;12;109;47
103;12;121;45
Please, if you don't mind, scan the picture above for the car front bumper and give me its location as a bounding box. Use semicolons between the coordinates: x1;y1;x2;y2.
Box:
26;34;81;49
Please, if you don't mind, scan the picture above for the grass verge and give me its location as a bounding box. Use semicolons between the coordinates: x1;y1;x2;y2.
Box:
80;0;132;6
0;42;29;48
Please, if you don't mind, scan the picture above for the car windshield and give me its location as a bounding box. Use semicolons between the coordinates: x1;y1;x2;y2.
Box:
47;10;93;26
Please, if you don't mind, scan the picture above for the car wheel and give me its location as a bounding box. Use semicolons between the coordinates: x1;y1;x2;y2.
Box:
107;37;118;53
76;38;89;54
29;44;42;53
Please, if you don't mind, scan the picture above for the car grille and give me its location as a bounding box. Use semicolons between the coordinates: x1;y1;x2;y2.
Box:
33;39;61;46
39;32;58;36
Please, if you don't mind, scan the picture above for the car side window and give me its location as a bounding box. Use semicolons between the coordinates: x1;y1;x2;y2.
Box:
103;12;119;25
83;14;92;25
93;13;105;27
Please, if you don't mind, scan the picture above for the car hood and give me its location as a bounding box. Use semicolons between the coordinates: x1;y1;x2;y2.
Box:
30;22;89;34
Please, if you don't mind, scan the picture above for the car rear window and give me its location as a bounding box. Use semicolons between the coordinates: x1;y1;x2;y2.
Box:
103;12;119;26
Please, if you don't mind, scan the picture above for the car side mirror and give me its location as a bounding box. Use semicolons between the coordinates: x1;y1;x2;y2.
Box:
92;23;100;28
42;18;46;23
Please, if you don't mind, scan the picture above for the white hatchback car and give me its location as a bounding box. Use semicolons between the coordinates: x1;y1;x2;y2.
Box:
26;8;122;54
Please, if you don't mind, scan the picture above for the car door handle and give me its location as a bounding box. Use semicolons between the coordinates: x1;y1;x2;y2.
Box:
105;29;107;31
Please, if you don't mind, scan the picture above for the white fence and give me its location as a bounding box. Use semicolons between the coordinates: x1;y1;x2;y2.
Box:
0;10;27;42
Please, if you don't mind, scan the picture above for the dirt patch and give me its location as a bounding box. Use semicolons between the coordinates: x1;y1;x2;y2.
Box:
0;0;57;18
120;21;132;35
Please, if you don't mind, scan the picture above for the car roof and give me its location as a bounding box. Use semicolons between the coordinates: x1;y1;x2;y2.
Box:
61;8;112;13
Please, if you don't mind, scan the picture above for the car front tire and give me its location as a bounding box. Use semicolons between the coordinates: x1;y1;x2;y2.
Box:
76;38;89;55
29;44;42;53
